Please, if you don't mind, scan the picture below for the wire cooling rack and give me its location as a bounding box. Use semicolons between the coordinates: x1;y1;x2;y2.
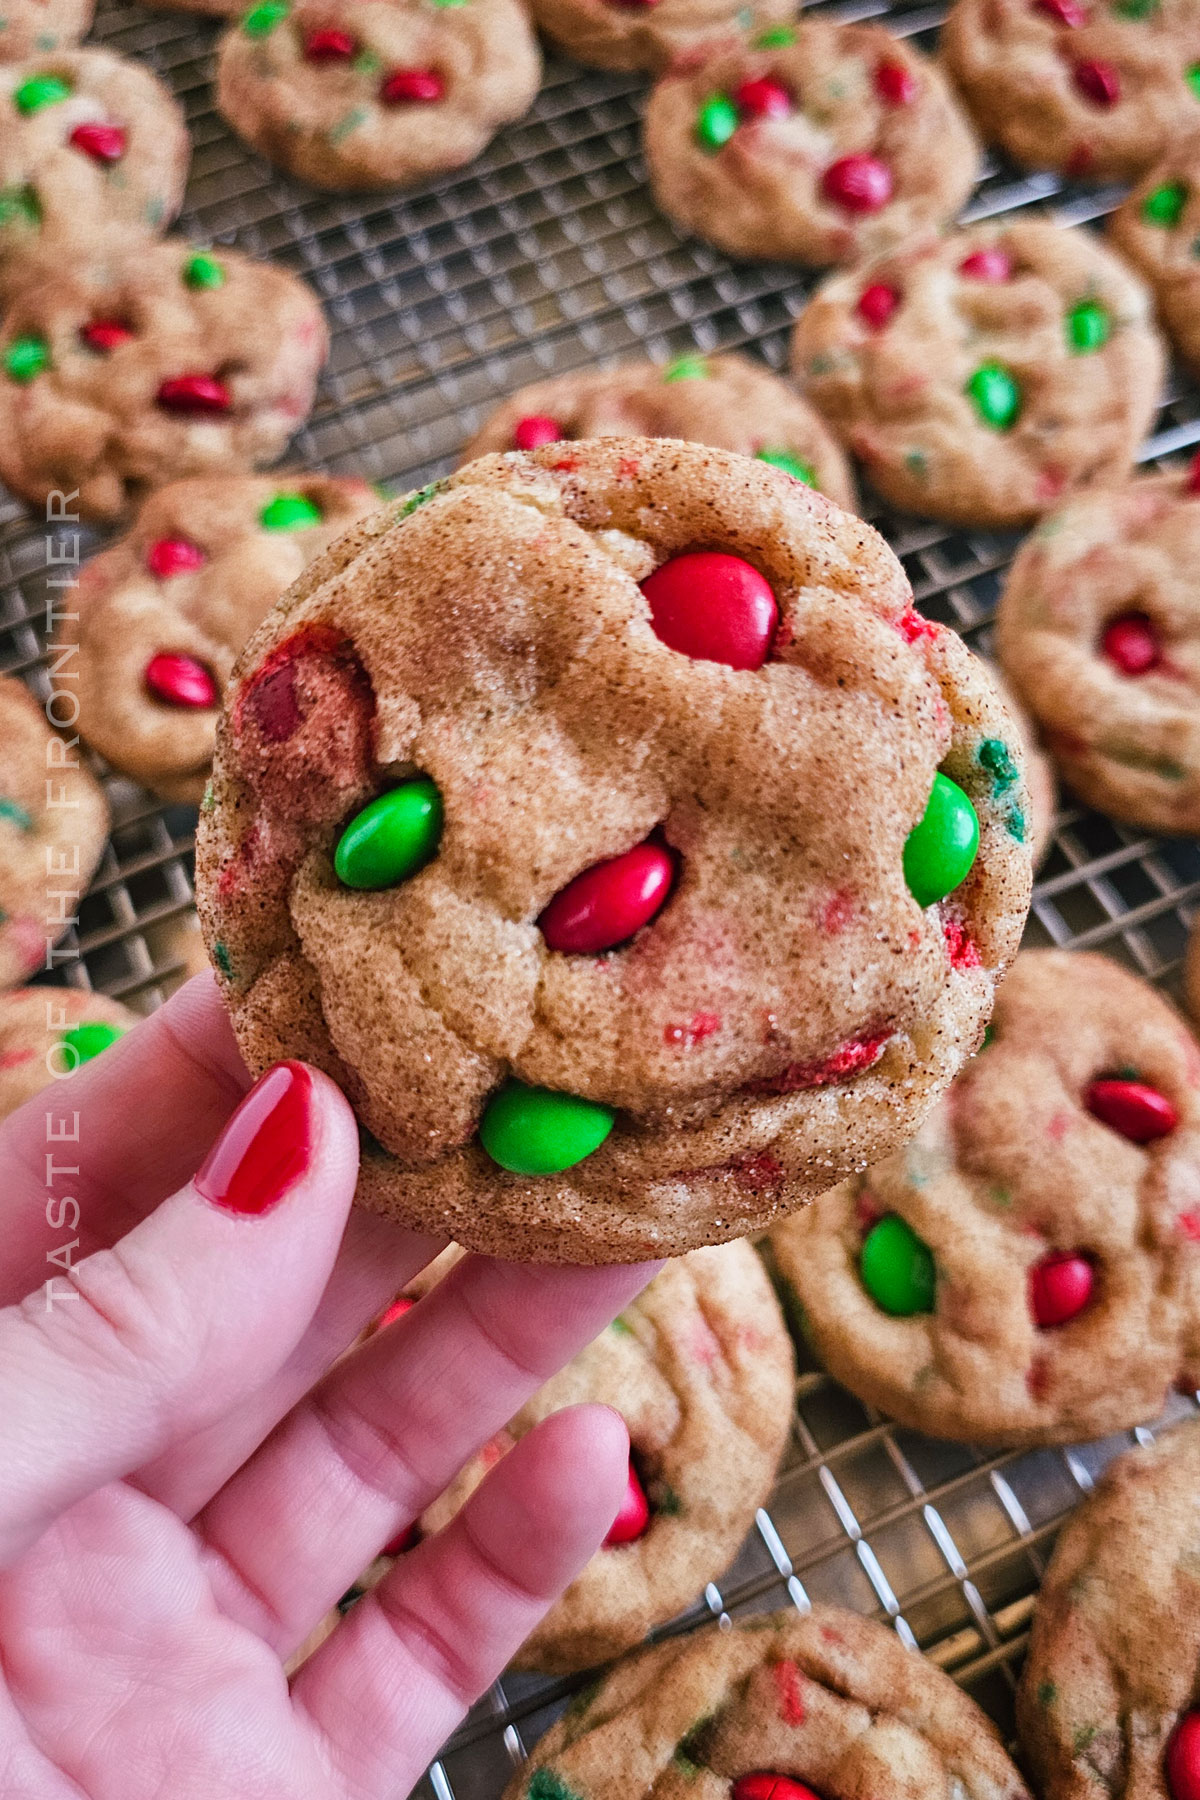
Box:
4;0;1200;1787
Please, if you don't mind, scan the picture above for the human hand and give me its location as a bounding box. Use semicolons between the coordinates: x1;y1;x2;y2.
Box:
0;974;654;1798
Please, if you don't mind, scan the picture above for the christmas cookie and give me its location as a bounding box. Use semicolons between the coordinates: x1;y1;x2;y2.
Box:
196;437;1032;1264
643;20;978;268
0;0;93;64
996;454;1200;833
216;0;541;192
526;0;791;75
505;1608;1031;1800
791;220;1163;527
56;473;378;804
0;982;137;1119
0;240;329;522
942;0;1200;184
771;949;1200;1448
460;352;855;512
993;669;1057;868
1017;1420;1200;1798
0;674;108;992
0;49;189;303
1110;131;1200;376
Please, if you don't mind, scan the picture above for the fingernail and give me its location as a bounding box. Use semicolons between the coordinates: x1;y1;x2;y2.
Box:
196;1060;313;1216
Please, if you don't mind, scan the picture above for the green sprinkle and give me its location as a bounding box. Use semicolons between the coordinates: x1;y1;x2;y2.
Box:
431;0;469;7
756;447;815;485
978;736;1020;795
860;1214;936;1316
1038;1681;1058;1708
1142;179;1187;226
904;447;930;478
966;362;1021;430
14;72;71;114
1114;0;1156;15
213;939;233;978
1004;804;1029;842
754;24;796;44
399;480;440;515
988;1184;1012;1207
259;491;322;531
529;1772;583;1800
183;250;225;290
695;92;739;152
61;1021;125;1066
0;184;40;229
1067;299;1110;353
981;1024;996;1049
663;353;708;382
1073;1725;1098;1754
609;1314;634;1335
1188;63;1200;98
480;1081;614;1175
0;798;32;830
335;778;443;889
145;196;165;226
4;334;48;381
201;781;216;813
656;1482;682;1515
329;105;368;142
242;0;288;32
351;47;381;72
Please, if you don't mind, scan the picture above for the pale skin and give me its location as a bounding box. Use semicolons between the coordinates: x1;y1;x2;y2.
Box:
0;974;655;1799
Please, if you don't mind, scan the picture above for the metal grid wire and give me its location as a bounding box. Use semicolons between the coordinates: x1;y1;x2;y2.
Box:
4;0;1200;1786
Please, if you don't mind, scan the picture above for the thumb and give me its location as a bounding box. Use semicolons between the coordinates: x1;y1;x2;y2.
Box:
0;1060;359;1568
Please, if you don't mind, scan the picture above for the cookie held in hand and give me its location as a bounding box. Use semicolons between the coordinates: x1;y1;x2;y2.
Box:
197;438;1032;1263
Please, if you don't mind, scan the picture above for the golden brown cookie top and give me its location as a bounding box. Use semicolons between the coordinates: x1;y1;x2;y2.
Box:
59;473;378;804
791;220;1163;528
772;948;1200;1447
644;20;978;269
505;1609;1031;1800
996;458;1200;833
1017;1420;1200;1799
197;437;1030;1262
460;353;855;513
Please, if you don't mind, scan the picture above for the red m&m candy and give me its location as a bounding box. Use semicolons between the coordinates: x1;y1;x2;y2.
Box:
1029;1251;1094;1327
512;413;562;450
857;282;899;329
147;537;207;578
875;60;916;104
539;840;675;955
1167;1711;1200;1800
80;318;134;352
304;26;356;58
820;153;893;213
69;120;126;162
157;373;232;415
1086;1076;1179;1141
1102;612;1160;675
641;550;778;669
381;67;445;104
144;652;218;709
603;1458;651;1545
733;1777;823;1800
1033;0;1086;21
959;247;1013;282
1073;58;1120;106
733;77;792;118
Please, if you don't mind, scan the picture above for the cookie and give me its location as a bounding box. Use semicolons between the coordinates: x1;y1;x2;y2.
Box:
0;674;109;993
460;352;855;512
196;437;1032;1264
0;982;137;1119
416;1240;794;1671
1017;1419;1200;1798
0;240;329;522
526;0;790;75
992;668;1057;868
56;473;378;804
791;220;1163;528
1109;130;1200;376
771;948;1200;1448
0;0;93;63
504;1608;1031;1800
996;456;1200;833
942;0;1200;184
643;21;978;269
0;49;189;303
216;0;541;192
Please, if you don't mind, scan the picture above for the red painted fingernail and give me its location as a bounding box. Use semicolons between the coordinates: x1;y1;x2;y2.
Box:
195;1060;313;1215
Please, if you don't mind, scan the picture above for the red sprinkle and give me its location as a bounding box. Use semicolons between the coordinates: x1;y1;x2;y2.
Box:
752;1032;887;1094
377;1294;414;1330
1102;612;1160;675
1086;1076;1179;1142
80;318;134;352
1180;1212;1200;1241
144;652;218;709
729;1150;783;1190
733;1779;821;1800
1187;451;1200;496
1072;58;1120;106
874;60;916;104
944;917;982;970
664;1010;721;1049
733;76;793;118
383;1522;419;1556
896;606;937;642
959;246;1013;281
147;537;206;579
772;1659;807;1725
641;550;778;670
604;1459;651;1545
1033;0;1086;20
540;841;676;955
821;153;893;213
304;26;356;58
1167;1710;1200;1800
380;67;445;104
857;282;900;330
157;373;232;415
68;120;126;162
512;413;562;450
1029;1251;1095;1328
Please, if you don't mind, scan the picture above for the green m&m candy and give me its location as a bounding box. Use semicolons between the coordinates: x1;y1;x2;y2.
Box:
14;73;70;114
663;354;709;382
1067;299;1109;353
860;1214;936;1316
184;251;226;290
480;1080;615;1175
243;0;289;33
966;362;1021;431
260;491;322;531
1143;179;1188;226
334;777;443;889
754;25;796;45
756;447;816;486
62;1020;125;1066
695;93;739;152
4;334;47;381
903;772;979;908
1189;62;1200;98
